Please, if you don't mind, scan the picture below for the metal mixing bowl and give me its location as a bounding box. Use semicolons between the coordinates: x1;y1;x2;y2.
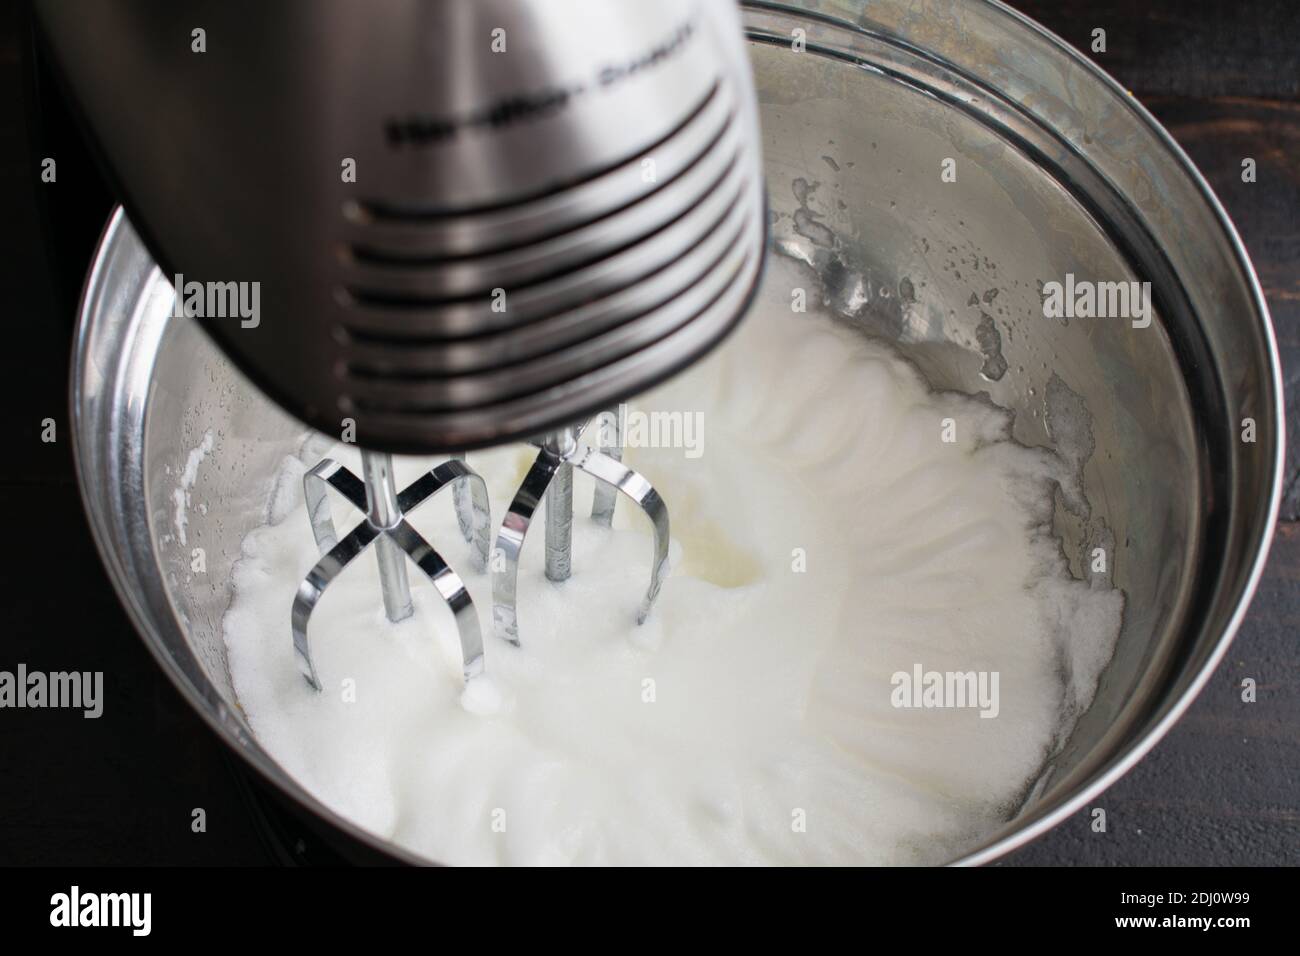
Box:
72;0;1283;865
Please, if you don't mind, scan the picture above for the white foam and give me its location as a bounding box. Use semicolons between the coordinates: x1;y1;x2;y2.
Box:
266;454;309;525
171;430;214;546
221;257;1122;865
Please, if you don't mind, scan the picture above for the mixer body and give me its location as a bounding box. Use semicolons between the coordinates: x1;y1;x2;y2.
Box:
35;0;767;452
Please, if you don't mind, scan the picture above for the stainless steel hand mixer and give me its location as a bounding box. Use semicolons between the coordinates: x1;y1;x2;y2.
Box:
36;0;766;685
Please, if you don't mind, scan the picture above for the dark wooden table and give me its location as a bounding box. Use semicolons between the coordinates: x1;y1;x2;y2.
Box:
0;0;1294;865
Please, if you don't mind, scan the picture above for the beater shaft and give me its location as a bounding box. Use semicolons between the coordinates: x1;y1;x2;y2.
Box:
361;450;413;622
543;429;577;583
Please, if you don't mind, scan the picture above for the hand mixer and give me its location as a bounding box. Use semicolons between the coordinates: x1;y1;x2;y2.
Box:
36;0;766;686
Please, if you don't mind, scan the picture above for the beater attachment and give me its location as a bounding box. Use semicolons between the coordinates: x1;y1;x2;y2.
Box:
291;450;490;690
292;409;670;687
492;409;670;646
